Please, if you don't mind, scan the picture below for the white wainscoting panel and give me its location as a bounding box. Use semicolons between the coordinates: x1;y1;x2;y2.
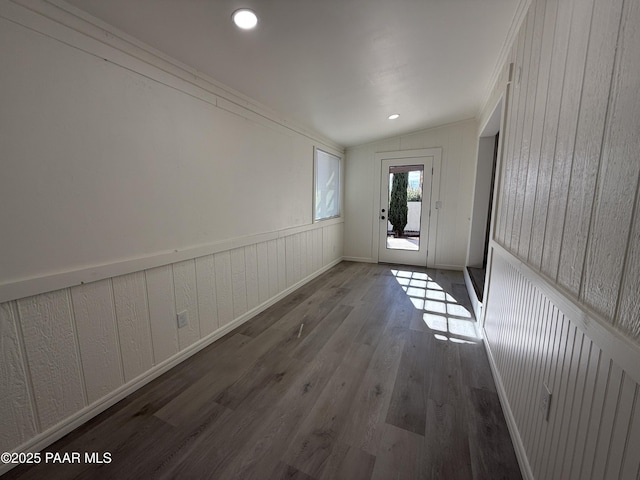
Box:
172;260;201;350
0;302;37;451
145;266;179;364
0;223;342;475
484;244;640;480
70;280;124;404
112;271;154;382
16;291;86;431
194;256;218;339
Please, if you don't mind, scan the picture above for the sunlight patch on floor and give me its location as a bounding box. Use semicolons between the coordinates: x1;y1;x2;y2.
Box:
391;268;478;343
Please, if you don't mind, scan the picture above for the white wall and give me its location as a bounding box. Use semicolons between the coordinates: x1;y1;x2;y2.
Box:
0;5;341;293
344;119;478;269
480;0;640;477
0;0;344;467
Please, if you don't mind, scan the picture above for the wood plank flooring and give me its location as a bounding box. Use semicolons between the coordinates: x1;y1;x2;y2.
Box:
3;261;522;480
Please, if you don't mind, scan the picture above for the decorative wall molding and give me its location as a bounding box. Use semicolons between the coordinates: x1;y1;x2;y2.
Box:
0;219;344;304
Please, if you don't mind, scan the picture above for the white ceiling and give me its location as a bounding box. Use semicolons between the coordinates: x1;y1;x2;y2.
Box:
63;0;520;147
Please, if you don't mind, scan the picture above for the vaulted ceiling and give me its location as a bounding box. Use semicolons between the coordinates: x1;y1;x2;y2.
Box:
64;0;521;147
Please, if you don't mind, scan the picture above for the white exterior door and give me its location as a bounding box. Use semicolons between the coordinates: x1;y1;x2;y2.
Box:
376;149;440;267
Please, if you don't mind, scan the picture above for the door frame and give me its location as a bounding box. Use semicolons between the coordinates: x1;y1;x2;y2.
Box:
378;158;432;266
373;148;442;267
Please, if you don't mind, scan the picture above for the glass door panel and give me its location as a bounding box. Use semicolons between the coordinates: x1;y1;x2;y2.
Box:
386;165;424;251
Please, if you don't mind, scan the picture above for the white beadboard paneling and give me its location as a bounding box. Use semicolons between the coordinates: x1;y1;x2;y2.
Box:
0;301;37;451
244;245;259;311
214;251;234;327
195;255;218;337
304;230;312;279
314;227;323;273
603;374;636;479
324;223;342;265
277;237;287;291
17;291;85;430
484;245;640;480
619;386;640;479
112;271;154;382
547;327;583;478
145;266;178;364
517;290;546;451
569;344;602;480
531;307;564;473
267;239;279;298
70;280;123;404
300;231;308;279
295;233;303;282
290;234;298;283
256;242;270;304
586;359;623;479
172;260;200;350
285;235;295;287
541;323;578;480
296;233;304;281
230;248;248;319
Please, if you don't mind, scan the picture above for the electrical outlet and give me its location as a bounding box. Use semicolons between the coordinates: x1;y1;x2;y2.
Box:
540;382;552;421
177;310;188;329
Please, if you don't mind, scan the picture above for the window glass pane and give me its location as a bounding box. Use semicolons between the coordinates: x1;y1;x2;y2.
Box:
315;149;341;221
386;165;423;251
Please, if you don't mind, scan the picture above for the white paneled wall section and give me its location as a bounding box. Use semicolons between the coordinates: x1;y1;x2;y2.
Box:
0;225;343;464
480;0;640;477
0;0;344;470
485;246;640;479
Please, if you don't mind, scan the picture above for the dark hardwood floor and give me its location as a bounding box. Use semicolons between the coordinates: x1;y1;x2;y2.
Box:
3;261;522;480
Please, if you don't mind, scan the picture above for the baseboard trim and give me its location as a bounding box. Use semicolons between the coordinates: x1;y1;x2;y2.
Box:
434;263;464;271
482;332;534;480
342;256;376;263
463;268;483;340
0;257;343;476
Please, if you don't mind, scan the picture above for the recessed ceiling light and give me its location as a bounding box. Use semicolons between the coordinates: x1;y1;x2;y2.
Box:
233;9;258;30
388;114;400;120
